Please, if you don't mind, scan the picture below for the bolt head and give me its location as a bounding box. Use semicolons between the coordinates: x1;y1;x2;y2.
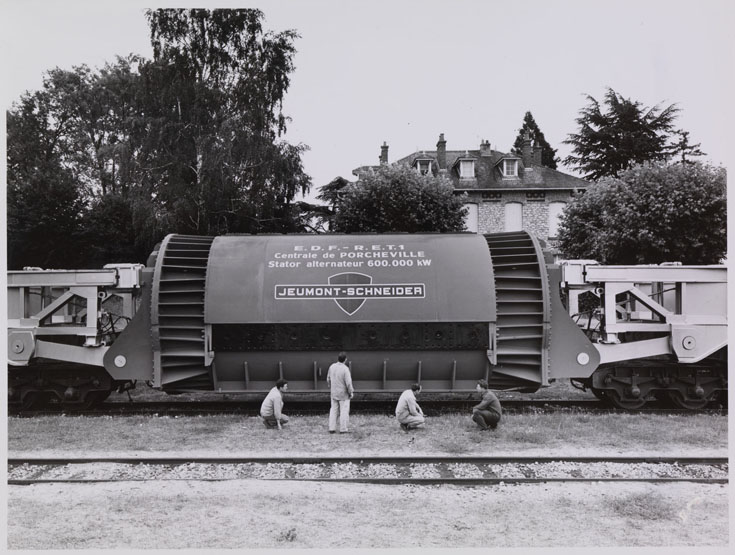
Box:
114;355;127;368
682;336;696;350
576;352;590;365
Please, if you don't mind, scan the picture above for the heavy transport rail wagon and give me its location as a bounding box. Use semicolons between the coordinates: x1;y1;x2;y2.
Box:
7;231;727;410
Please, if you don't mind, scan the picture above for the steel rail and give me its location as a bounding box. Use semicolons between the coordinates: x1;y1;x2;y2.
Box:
8;456;727;486
9;399;728;417
7;477;728;486
7;456;729;465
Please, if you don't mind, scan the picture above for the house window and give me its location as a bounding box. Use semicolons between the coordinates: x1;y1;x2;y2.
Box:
504;202;523;232
503;159;518;177
463;203;478;233
548;201;566;238
459;160;475;178
415;160;432;175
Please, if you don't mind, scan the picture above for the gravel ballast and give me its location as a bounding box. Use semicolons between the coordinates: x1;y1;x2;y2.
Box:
8;460;729;482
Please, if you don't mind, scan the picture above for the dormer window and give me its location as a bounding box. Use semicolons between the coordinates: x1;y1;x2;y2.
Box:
459;159;475;178
414;159;433;175
502;159;518;177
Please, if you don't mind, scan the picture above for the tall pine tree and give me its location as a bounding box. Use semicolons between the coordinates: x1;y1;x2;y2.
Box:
511;111;558;169
563;88;679;180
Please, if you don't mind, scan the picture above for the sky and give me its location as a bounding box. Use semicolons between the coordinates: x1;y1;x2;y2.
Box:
3;0;734;204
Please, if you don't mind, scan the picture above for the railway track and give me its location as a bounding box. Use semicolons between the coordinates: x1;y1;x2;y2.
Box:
8;456;728;486
9;398;728;417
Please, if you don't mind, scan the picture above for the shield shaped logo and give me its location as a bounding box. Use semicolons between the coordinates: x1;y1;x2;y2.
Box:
329;272;372;315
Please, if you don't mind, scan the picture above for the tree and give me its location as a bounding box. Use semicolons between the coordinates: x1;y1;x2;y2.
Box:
670;129;706;164
80;195;143;268
557;163;726;265
332;164;467;233
7;8;313;270
511;111;558;168
7;58;154;268
141;8;311;235
563;88;680;180
7;90;87;269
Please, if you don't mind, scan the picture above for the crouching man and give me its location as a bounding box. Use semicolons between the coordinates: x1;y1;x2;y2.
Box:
396;383;425;431
260;379;289;429
472;379;501;430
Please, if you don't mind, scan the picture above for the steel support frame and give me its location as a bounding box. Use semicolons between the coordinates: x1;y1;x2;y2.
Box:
7;267;141;368
562;262;727;366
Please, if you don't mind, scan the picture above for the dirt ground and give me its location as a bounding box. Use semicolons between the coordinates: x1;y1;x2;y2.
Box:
6;479;729;549
5;393;730;550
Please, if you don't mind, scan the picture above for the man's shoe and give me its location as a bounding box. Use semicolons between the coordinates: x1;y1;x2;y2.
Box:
329;430;336;434
400;423;409;432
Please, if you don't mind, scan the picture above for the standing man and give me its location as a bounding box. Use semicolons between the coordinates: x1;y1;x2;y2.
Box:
395;383;425;431
260;379;289;429
472;379;502;430
327;352;354;433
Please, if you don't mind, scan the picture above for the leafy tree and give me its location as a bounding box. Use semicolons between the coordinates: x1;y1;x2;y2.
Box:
332;164;467;233
511;111;558;168
141;8;311;235
7;90;87;269
557;163;726;265
563;88;680;180
80;195;143;268
7;8;313;270
7;58;153;268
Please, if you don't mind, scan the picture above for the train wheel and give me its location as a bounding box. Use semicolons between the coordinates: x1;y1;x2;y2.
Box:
83;390;111;408
606;391;646;410
20;392;39;410
63;390;111;411
665;391;709;411
20;391;51;410
590;388;608;401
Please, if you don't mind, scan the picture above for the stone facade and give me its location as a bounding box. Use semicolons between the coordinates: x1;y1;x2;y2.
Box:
465;189;573;238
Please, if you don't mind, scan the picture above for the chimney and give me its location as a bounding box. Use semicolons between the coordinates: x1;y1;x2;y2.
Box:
522;131;533;166
480;139;492;156
532;139;543;166
379;142;389;165
436;133;447;169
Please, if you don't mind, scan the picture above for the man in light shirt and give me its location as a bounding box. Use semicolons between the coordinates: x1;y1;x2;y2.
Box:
395;383;425;431
260;379;289;429
326;352;354;433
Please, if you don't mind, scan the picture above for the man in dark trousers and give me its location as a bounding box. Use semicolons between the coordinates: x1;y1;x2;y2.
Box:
472;379;502;430
259;379;289;429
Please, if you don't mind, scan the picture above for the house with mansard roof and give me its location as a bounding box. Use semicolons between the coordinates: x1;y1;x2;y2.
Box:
352;133;589;245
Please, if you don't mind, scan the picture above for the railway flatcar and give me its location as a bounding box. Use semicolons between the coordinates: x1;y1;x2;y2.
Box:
7;231;727;410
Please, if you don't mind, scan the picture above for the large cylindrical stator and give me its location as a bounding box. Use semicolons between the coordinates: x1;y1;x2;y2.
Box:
105;231;595;393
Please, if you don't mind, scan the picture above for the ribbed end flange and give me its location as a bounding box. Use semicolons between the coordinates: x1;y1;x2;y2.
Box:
484;231;550;388
151;234;215;390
